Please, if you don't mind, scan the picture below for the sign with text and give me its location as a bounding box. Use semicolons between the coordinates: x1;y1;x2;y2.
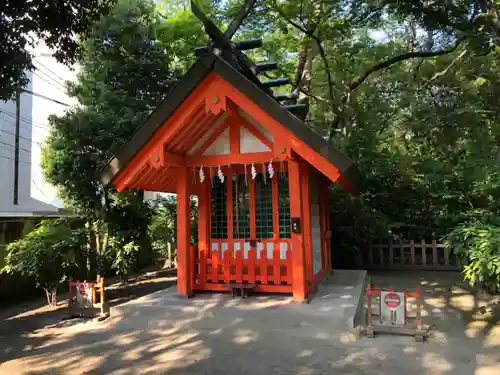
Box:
380;291;405;325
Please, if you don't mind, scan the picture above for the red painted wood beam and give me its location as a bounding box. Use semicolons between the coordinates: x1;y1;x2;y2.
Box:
163;151;185;167
177;166;192;297
300;162;313;293
288;158;307;301
187;152;278;166
213;77;342;184
114;74;218;191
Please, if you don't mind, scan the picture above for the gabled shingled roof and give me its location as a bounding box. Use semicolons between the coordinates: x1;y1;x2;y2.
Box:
100;53;362;193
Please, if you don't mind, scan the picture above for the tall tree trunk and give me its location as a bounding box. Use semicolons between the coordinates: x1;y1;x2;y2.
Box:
85;219;98;280
44;286;57;306
292;39;309;95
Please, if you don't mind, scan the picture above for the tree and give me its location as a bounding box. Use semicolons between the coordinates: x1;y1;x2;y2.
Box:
2;219;87;305
42;0;179;279
381;0;500;51
0;0;113;100
212;1;500;269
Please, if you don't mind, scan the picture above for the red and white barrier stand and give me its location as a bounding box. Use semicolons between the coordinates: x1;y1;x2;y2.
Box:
68;277;109;320
363;283;428;342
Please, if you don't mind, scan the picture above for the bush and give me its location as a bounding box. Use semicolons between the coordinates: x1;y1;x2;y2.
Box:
329;186;391;268
148;196;177;263
443;219;500;293
2;218;87;305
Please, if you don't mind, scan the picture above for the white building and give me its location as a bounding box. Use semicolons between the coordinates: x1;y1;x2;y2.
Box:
0;46;77;251
0;50;77;217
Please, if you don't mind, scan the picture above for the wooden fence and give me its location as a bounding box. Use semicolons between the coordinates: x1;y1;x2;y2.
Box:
195;247;294;289
360;239;460;271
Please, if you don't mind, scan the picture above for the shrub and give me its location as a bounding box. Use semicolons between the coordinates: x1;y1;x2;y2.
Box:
443;220;500;293
2;218;87;305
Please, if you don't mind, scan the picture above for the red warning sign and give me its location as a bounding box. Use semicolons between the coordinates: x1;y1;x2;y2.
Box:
78;282;87;297
384;292;401;310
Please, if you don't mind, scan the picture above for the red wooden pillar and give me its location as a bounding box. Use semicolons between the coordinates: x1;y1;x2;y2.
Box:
300;162;313;292
288;158;307;301
177;166;192;297
198;180;210;265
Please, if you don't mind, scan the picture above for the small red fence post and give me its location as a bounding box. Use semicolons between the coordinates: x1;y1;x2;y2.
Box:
199;249;206;284
211;250;219;283
189;245;196;292
261;251;268;284
273;244;281;284
235;250;243;284
248;248;256;284
224;250;231;283
286;250;293;285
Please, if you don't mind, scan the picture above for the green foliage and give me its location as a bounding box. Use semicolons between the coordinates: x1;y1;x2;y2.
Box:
42;0;179;278
148;196;177;259
21;0;500;284
381;0;500;53
112;240;141;280
147;195;198;264
444;219;500;293
2;219;87;302
330;187;391;267
156;2;207;72
0;0;113;100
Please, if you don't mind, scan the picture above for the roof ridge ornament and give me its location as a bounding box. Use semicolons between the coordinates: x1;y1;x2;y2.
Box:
191;1;306;117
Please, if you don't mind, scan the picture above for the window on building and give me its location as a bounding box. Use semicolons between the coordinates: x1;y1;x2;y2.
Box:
211;177;227;239
232;175;250;239
277;172;291;238
255;173;274;238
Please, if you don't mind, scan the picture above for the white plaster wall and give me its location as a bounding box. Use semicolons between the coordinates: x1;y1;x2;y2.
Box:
240;126;270;153
309;171;323;274
0;45;77;217
199;124;271;156
203;127;230;155
238;109;274;143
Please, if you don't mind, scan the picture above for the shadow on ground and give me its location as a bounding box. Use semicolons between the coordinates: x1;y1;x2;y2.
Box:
0;267;176;366
1;271;499;375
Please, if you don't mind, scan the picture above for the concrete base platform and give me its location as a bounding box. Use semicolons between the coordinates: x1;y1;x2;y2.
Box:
114;269;367;331
310;269;368;328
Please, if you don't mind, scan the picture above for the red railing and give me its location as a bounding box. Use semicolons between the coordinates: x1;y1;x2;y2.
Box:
195;243;293;287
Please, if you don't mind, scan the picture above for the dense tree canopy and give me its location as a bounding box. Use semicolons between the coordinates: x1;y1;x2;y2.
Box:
0;0;113;100
6;0;500;296
42;0;179;278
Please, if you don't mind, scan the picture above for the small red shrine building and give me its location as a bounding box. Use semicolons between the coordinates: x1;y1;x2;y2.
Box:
100;53;361;301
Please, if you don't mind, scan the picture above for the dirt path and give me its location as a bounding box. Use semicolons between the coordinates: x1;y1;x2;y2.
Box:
0;267;176;367
1;271;499;375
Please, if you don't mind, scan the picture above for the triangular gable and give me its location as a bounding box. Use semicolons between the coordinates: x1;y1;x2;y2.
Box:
100;54;361;194
203;127;229;155
240;127;271;153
